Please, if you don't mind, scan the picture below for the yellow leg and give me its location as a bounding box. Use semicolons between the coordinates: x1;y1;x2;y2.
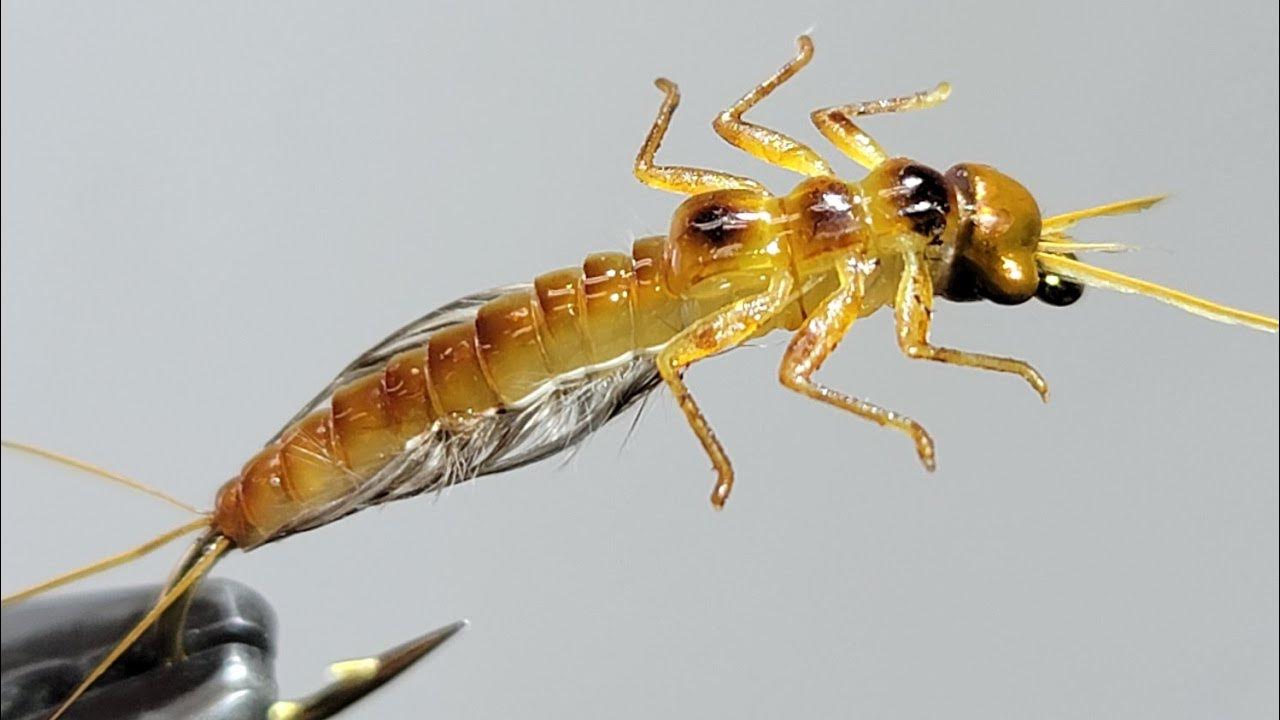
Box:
810;82;951;171
779;256;936;470
658;274;795;508
896;251;1049;400
634;78;765;195
712;35;834;177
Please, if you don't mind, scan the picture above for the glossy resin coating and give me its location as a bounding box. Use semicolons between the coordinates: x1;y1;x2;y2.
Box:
213;163;919;547
15;34;1277;720
208;35;1278;550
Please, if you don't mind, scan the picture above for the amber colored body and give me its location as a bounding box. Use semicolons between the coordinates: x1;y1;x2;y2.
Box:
214;163;918;547
213;36;1278;548
211;38;972;545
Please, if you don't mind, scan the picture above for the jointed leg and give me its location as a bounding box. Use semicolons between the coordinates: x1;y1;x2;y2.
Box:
895;251;1049;400
658;274;795;508
635;78;765;195
712;35;834;178
811;82;951;170
779;256;936;470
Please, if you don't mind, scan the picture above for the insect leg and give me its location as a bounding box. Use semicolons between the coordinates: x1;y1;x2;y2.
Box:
779;255;936;470
895;250;1050;400
712;35;834;177
634;78;765;195
658;273;795;508
810;82;951;170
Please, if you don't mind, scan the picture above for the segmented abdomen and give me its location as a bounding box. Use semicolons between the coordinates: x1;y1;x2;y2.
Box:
213;237;685;548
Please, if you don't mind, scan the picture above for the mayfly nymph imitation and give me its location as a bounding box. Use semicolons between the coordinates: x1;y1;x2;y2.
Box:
4;35;1277;718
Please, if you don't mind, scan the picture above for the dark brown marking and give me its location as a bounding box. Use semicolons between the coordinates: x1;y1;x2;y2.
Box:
801;181;859;245
689;204;750;246
896;163;957;239
895;163;951;240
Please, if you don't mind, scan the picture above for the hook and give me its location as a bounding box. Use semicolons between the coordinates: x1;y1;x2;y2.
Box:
268;619;468;720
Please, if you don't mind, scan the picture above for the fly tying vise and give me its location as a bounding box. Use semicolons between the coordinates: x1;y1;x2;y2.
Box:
3;35;1276;719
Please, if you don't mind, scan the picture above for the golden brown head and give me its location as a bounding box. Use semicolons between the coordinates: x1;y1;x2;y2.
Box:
936;163;1067;305
934;169;1276;333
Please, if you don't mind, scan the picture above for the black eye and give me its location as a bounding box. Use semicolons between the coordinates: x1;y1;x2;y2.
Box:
1036;270;1084;306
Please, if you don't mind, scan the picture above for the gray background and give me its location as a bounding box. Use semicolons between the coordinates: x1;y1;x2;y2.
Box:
2;2;1276;718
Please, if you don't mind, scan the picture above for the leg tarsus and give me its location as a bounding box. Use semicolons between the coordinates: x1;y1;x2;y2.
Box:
780;372;937;471
634;78;765;196
810;81;951;170
904;343;1050;402
664;365;736;509
711;35;834;178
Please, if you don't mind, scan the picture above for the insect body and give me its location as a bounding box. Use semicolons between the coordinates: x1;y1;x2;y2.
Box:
4;35;1276;719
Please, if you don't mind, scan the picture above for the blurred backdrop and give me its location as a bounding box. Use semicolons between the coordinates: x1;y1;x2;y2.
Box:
3;1;1277;718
